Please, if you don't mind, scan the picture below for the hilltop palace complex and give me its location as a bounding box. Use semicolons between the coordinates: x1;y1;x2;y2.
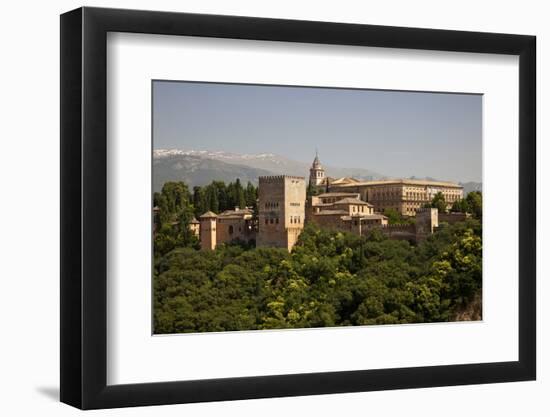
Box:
189;153;465;252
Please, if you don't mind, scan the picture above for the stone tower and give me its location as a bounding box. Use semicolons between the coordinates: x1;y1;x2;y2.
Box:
199;211;218;250
257;175;306;251
415;207;439;242
309;151;325;187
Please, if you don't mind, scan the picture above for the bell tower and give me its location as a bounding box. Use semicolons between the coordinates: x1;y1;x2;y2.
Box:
309;150;325;187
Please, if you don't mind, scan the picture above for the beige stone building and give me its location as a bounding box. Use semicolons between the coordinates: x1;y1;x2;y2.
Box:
199;207;256;250
194;152;464;251
309;153;463;216
307;192;388;234
189;217;200;237
257;175;306;251
215;207;256;245
329;179;463;216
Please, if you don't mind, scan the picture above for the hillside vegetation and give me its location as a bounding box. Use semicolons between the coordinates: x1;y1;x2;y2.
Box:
153;180;482;333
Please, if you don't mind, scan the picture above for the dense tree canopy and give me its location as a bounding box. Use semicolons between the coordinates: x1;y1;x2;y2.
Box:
153;182;199;256
426;191;448;213
192;179;257;219
451;191;482;219
154;217;482;333
154;180;258;258
383;208;415;225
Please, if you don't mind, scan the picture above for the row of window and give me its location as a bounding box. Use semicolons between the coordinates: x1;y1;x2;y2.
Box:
265;201;279;209
227;225;242;234
263;216;302;225
371;192;461;202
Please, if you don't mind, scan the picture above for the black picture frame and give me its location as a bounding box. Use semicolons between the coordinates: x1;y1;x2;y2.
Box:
60;6;536;410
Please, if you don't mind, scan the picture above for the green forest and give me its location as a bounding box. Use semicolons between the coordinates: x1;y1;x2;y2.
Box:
153;181;482;334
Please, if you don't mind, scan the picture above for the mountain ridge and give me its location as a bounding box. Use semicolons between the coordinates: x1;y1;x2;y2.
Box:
153;148;481;194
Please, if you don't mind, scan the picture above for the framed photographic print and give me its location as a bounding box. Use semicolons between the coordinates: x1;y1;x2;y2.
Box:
60;6;536;410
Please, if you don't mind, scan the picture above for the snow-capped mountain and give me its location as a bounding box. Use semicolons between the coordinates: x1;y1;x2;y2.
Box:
152;149;481;194
154;149;278;161
153;148;383;191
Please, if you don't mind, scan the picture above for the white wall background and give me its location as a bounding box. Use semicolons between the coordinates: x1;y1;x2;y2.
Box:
0;0;546;415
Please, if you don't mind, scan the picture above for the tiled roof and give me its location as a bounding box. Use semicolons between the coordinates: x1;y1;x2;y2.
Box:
316;192;359;198
332;179;462;188
313;210;349;216
218;208;253;218
333;198;373;206
199;211;218;219
341;214;388;221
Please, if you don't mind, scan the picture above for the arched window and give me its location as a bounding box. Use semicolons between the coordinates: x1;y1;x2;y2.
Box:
229;225;234;234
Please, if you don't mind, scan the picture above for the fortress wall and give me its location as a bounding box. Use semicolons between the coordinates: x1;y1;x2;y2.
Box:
216;218;256;245
438;212;470;224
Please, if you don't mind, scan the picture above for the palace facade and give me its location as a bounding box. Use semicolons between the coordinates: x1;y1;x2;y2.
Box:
310;154;464;216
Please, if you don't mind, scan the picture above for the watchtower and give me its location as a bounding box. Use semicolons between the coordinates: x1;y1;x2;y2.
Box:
199;211;218;250
257;175;306;251
415;207;438;242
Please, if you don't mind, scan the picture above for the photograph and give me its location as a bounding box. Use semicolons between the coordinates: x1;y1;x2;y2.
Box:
51;3;540;412
152;80;483;334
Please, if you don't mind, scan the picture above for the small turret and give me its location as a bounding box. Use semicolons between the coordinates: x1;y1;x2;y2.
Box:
199;211;218;250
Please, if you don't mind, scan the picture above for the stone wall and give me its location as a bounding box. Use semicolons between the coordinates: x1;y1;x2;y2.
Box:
216;217;256;246
308;212;351;233
438;212;470;224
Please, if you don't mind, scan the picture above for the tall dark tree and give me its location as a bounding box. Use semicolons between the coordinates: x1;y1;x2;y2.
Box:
244;181;258;209
234;178;246;209
211;181;228;211
450;191;482;219
466;191;482;219
193;186;207;218
429;191;447;213
205;185;220;213
161;181;192;214
306;183;320;198
153;181;197;257
451;198;469;213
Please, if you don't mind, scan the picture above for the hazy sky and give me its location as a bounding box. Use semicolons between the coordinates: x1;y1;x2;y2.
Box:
153;80;482;183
